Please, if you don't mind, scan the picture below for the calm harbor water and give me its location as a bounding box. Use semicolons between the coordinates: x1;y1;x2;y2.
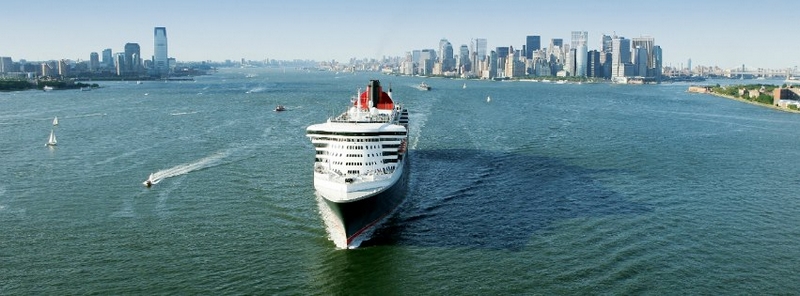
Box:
2;69;800;294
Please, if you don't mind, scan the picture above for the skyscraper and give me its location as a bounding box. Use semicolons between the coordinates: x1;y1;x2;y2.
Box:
611;35;631;78
632;36;655;77
153;27;168;76
571;31;588;77
89;52;99;72
102;48;113;68
601;34;613;53
0;57;12;73
474;38;487;61
653;45;663;81
459;44;470;72
124;43;141;74
525;35;541;59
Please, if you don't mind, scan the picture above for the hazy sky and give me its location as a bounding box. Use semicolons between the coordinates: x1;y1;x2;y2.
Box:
1;0;797;70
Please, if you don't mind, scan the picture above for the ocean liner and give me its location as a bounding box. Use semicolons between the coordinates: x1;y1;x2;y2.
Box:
306;80;409;248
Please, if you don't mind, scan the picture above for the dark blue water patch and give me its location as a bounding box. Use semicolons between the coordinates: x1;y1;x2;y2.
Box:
364;149;652;250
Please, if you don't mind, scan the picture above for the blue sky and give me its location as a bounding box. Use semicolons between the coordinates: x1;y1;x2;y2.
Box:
1;0;796;70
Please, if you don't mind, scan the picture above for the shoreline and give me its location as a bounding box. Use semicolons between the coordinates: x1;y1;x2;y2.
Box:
689;87;800;114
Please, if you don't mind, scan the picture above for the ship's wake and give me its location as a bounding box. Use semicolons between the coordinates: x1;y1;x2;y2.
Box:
144;151;228;187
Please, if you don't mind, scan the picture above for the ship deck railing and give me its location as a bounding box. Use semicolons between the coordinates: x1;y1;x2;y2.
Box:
314;166;396;184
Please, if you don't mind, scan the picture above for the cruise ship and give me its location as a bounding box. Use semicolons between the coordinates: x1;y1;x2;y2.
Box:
306;80;409;248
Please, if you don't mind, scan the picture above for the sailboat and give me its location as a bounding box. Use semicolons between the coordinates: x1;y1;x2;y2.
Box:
52;116;58;126
487;96;491;103
463;83;467;89
45;129;57;146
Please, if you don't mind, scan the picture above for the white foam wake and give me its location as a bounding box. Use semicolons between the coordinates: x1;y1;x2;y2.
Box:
145;151;228;186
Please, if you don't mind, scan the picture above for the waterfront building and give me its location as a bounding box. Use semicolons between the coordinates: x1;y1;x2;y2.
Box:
487;50;498;79
402;52;413;75
526;35;541;59
57;60;68;77
41;63;53;77
443;41;455;72
601;34;613;53
495;47;509;77
687;58;692;73
124;43;141;74
114;53;125;76
632;36;655;76
419;49;436;75
634;46;648;76
474;38;487;61
437;39;455;72
102;48;113;69
89;52;99;72
611;35;631;78
587;50;601;78
0;57;12;73
459;44;470;73
653;45;663;81
600;51;612;79
153;27;168;76
565;48;576;76
504;47;524;78
571;31;588;77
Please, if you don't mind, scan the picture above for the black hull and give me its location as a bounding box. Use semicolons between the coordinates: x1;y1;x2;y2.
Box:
323;167;408;247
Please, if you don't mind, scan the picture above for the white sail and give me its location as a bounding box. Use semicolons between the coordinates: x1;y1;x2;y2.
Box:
46;129;57;146
487;96;491;102
52;116;58;126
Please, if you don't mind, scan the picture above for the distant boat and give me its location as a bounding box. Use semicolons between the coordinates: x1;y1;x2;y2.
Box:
136;81;143;85
274;105;286;112
52;116;58;126
45;129;57;146
143;174;154;187
80;87;92;91
462;83;467;89
43;86;54;91
416;82;431;91
487;96;491;103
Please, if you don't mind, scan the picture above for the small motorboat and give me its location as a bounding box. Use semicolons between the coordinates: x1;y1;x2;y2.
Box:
274;105;286;112
416;82;431;91
143;174;154;187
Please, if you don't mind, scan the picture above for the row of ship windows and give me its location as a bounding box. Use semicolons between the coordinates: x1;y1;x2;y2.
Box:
315;158;398;163
331;161;381;167
316;151;397;157
312;137;403;143
328;145;382;150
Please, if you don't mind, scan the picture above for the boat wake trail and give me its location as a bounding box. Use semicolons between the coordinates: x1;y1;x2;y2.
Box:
144;151;228;186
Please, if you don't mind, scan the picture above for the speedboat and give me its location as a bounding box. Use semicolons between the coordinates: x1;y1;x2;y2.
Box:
416;82;431;91
143;174;154;187
274;105;286;112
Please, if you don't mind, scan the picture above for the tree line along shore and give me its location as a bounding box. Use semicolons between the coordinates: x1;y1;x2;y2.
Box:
688;83;800;113
0;79;99;91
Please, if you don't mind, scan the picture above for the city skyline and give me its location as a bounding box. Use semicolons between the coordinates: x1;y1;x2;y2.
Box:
1;0;797;70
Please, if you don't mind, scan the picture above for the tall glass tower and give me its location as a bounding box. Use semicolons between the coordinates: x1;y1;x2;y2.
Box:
525;35;541;59
571;31;588;77
153;27;168;76
474;38;487;61
124;43;141;74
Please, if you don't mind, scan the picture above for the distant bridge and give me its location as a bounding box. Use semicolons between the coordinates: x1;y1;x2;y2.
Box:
726;68;800;78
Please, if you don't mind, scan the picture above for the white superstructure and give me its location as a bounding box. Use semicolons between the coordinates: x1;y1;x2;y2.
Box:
307;80;409;203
